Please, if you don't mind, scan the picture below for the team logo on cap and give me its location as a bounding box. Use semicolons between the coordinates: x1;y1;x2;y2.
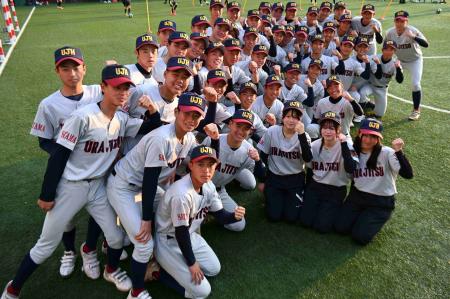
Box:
241;110;253;120
289;101;301;108
199;146;213;154
199;15;208;21
61;48;76;56
229;39;241;46
177;58;190;66
164;20;174;26
214;70;225;77
141;35;154;42
368;121;380;129
189;95;203;105
271;75;280;81
115;67;129;76
292;63;300;69
324;111;337;118
324;22;335;28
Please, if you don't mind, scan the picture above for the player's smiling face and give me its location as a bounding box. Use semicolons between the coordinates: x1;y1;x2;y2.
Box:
175;109;203;133
56;60;86;88
244;34;257;50
308;64;321;80
189;39;206;58
362;11;374;21
339;21;351;32
229;120;252;142
274;31;285;45
285;71;301;86
340;43;354;57
327;81;343;98
164;69;191;96
136;45;158;69
251;52;267;68
102;83;131;107
213;25;229;40
247;16;260;28
168;41;189;57
192;24;209;34
319;8;331;19
207;80;227;97
210;6;223;19
311;40;324;54
206;49;224;69
227;8;240;21
224;49;241;65
158;30;172;46
282;110;300;130
265;84;282;101
323;29;335;41
394;19;408;32
382;47;395;60
321;120;339;141
239;89;256;109
360;134;380;152
356;44;369;56
189;158;217;185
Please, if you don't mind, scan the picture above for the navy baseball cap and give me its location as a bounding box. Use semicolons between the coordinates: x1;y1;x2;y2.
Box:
356;36;370;47
320;1;333;11
205;41;225;54
307;6;319;15
285;25;295;36
383;40;397;49
207;69;227;84
158;19;176;32
309;59;323;68
286;2;298;11
326;75;342;86
311;34;325;43
334;1;346;10
284;63;302;74
244;27;259;37
359;118;383;139
169;31;190;46
341;35;356;46
319;111;341;125
210;0;224;8
265;74;282;87
339;13;353;23
362;4;375;13
323;21;336;31
190;145;219;163
227;1;240;11
232;109;255;126
54;46;83;66
135;34;158;50
261;15;273;25
166;57;194;76
272;25;286;34
192;15;210;27
190;32;209;46
395;11;409;21
247;9;260;18
223;38;242;51
295;25;309;37
272;2;284;11
239;81;257;94
214;17;232;30
252;44;269;55
178;92;207;116
283;100;303;115
259;2;271;11
102;64;135;87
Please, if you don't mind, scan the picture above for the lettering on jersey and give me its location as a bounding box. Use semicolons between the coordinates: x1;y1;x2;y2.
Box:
321;68;328;75
60;130;77;144
311;161;340;172
177;213;188;221
217;162;238;175
189;207;209;226
84;137;123;154
398;43;412;50
159;154;166;161
353;166;385;178
343;70;354;76
32;122;45;132
270;147;301;159
168;157;185;168
359;33;374;40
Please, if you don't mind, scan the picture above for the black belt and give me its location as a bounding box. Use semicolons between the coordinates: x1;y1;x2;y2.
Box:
111;169;136;187
82;178;94;182
374;85;387;88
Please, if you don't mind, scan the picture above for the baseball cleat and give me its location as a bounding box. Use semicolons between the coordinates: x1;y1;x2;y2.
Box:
80;243;100;280
408;110;420;121
101;240;128;261
1;281;17;299
103;267;132;292
127;290;152;299
59;250;77;278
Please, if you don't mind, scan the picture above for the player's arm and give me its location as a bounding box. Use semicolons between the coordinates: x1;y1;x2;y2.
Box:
338;134;357;173
296;122;313;162
302;79;315;107
344;93;364;116
141;167;162;221
374;62;383;79
196;87;218;134
390;139;414;179
395;61;404;83
211;208;245;224
359;60;372;80
412;28;429;48
335;59;346;74
38;137;58;155
134;96;162;135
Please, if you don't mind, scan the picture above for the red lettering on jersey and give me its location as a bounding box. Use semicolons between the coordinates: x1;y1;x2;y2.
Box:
60;130;77;144
159;154;165;161
32;122;45;132
177;213;188;221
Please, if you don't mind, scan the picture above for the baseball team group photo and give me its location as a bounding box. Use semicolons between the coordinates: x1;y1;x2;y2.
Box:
0;0;448;298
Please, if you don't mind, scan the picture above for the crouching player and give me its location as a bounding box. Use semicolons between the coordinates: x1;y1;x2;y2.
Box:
155;145;245;298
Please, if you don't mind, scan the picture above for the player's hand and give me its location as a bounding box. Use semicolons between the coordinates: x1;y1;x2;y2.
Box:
343;91;354;102
294;43;301;53
372;56;381;64
394;60;402;68
265;113;276;126
338;133;347;143
226;91;241;104
350;30;358;37
204;123;220;140
138;95;157;114
405;28;416;39
321;80;327;88
280;20;288;26
273;65;282;77
287;52;294;62
332;50;342;60
222;66;232;80
135;220;152;243
295;121;305;134
203;86;219;103
391;138;404;152
304;77;312;87
189;262;204;285
361;55;370;63
248;148;260;161
257;182;265;193
370;23;380;33
350;85;358;92
37;199;55;212
303;43;310;52
334;37;341;47
105;59;118;65
251;68;260;84
234;206;246;220
264;27;273;37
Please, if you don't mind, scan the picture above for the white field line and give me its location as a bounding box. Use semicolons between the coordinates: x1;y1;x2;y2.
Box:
0;7;36;77
387;93;450;114
423;56;450;59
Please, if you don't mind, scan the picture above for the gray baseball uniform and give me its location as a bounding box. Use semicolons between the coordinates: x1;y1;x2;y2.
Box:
297;74;325;119
252;95;284;126
351;17;382;55
301;54;338;81
125;64;159;87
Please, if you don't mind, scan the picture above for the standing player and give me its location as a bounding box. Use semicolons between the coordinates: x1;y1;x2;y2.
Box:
30;46;103;279
257;100;313;222
169;0;178;16
155;145;245;299
351;4;383;55
335;118;413;244
122;0;132;17
157;20;177;58
318;2;333;27
125;34;159;87
191;15;211;34
385;11;429;121
1;64;162;299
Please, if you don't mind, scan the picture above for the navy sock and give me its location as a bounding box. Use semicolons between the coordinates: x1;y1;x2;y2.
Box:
159;268;185;296
11;253;39;291
127;8;131;14
412;91;421;110
107;247;122;271
62;227;76;252
130;258;147;290
85;216;102;250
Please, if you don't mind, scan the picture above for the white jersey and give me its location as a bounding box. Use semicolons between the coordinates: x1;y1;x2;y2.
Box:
297;75;325;110
114;123;197;187
158;46;168;58
202;134;255;187
282;39;295;55
351;17;382;46
252;95;284;126
156;174;223;236
204;102;232;124
279;81;307;104
369;55;397;87
385;25;426;63
225;105;267;137
301;55;338;81
333;56;366;90
235;60;268;86
323;40;338;57
30;85;102;140
351;56;377;90
299;21;323;37
152;58;167;84
238;30;270;49
57;103;142;181
353;146;401;196
266;45;289;68
308;139;351;187
230;64;252;94
257;125;311;175
314;96;355;135
125;63;159;87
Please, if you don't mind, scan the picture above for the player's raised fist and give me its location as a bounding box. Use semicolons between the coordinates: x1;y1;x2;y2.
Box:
391;138;405;152
287;52;294;62
265;113;276;126
362;55;370;63
37;199;55;212
264;27;273;37
295;121;305;134
226;91;241;104
222;66;232;80
204;123;220;140
203;86;219;103
294;43;301;53
248;148;260;161
394;60;402;68
370;23;380;33
338;133;347;143
332;50;342;60
234;206;246;220
273;65;282;76
343;91;354;102
372;56;381;64
138;95;157;114
304;77;312;87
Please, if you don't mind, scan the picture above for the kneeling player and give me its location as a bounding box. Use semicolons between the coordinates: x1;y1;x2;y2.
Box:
155;145;245;298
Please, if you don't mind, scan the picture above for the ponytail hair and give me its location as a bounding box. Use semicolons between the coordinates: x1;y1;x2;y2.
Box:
354;135;382;170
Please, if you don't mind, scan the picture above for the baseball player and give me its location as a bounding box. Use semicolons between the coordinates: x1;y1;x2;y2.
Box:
197;42;225;92
122;0;132;17
257;100;313;222
155;145;245;299
208;17;232;43
299;111;356;233
239;27;259;62
325;1;347;25
301;34;339;82
280;2;300;26
385;11;429;121
359;40;404;118
298;59;325;119
236;44;270;94
187;33;209;65
252;74;285;127
1;64;163;299
202;69;233;125
336;14;355;42
322;21;339;57
293;26;311;63
278;63;310;105
259;2;272;16
29;46;103;279
351;4;383;55
240;10;271;49
207;0;225;36
226;1;243;32
309;76;363;140
281;25;296;54
335;118;413;244
265;25;290;71
318;1;333;27
191;15;211;34
125;34;159;87
157;20;176;58
271;2;285;25
169;0;178;16
300;7;323;37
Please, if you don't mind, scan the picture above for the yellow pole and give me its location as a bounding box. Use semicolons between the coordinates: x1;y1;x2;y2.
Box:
299;0;302;11
360;0;365;13
192;0;195;7
380;0;395;21
242;0;248;12
145;0;151;33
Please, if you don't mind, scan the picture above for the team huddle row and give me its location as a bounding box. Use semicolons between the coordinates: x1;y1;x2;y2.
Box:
2;1;423;299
